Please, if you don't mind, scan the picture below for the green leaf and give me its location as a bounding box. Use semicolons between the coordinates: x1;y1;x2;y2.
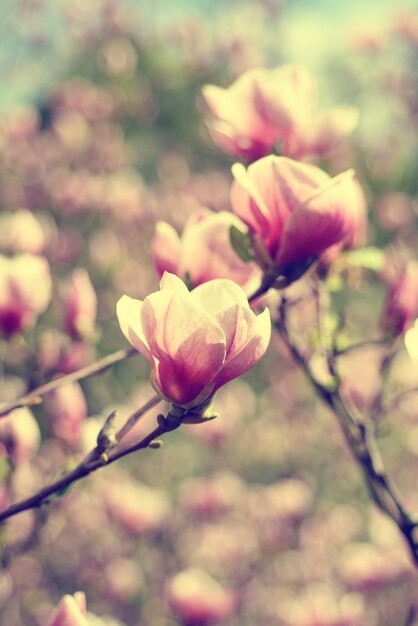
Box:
345;247;385;271
229;225;254;263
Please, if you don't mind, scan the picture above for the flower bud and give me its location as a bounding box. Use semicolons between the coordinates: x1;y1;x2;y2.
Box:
381;262;418;336
44;382;87;448
62;268;97;340
152;209;260;290
0;209;45;255
166;568;235;625
202;64;357;161
0;254;51;337
231;156;361;277
0;407;40;464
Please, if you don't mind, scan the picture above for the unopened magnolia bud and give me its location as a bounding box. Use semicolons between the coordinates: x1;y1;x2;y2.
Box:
96;410;117;451
148;439;163;449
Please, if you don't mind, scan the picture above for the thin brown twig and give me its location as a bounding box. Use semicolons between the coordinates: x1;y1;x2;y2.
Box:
0;395;164;523
276;297;418;567
378;386;418;418
0;347;137;418
332;337;388;356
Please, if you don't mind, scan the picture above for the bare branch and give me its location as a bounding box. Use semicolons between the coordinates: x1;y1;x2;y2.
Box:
275;298;418;567
0;395;164;523
0;347;137;418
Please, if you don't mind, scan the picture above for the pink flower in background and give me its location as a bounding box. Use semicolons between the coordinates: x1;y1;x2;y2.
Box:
44;382;88;448
63;268;97;340
0;209;45;255
230;156;361;270
104;477;170;536
0;407;40;464
152;209;260;290
46;592;88;626
117;272;271;408
0;254;52;336
202;64;357;161
318;179;368;268
278;583;364;626
381;263;418;336
166;568;236;625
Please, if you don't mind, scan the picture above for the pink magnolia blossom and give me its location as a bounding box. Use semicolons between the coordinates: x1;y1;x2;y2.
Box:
166;568;236;625
0;254;52;336
381;263;418;336
46;592;88;626
319;179;368;268
279;584;364;626
63;268;97;340
44;382;88;448
152;209;260;290
117;273;271;408
0;407;40;464
0;209;45;255
230;156;361;271
202;64;357;161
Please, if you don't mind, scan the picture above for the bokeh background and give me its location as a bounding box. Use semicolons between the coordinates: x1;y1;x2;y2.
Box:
2;0;418;624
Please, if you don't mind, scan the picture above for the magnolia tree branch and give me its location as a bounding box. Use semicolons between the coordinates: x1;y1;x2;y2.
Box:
0;347;137;418
275;297;418;567
0;394;162;522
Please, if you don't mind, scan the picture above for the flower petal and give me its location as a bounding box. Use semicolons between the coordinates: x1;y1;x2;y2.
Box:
152;222;181;276
141;290;226;405
191;279;254;355
214;307;271;389
116;295;152;363
160;271;190;294
277;169;357;265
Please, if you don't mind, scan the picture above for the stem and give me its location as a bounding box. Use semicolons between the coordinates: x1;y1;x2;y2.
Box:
276;299;418;567
333;338;387;356
116;394;161;443
0;396;164;523
0;347;137;418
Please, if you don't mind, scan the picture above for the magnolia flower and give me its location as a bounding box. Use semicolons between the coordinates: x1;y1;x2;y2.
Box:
63;268;97;340
152;209;260;291
0;209;45;255
0;254;52;336
166;568;236;625
202;64;357;161
44;382;88;448
116;273;271;409
0;407;40;464
381;263;418;336
46;592;88;626
230;156;362;272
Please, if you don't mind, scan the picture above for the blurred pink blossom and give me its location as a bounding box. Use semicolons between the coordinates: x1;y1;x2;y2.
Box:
63;268;97;340
104;477;170;536
44;382;88;448
0;254;51;336
337;542;410;592
166;568;236;625
279;584;365;626
0;407;40;464
381;262;418;336
230;156;361;272
152;208;260;290
0;209;45;255
202;64;357;161
117;272;271;408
